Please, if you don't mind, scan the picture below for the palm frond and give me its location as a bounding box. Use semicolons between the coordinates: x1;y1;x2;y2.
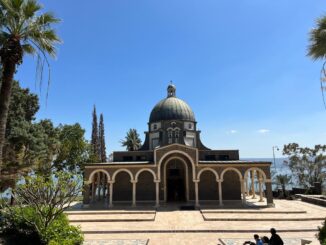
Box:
36;12;60;26
11;0;24;12
308;16;326;60
22;0;40;19
21;43;35;55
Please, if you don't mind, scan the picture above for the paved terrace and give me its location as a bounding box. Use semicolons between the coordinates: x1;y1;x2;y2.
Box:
66;199;326;245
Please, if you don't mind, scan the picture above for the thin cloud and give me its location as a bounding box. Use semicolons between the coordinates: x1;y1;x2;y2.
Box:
258;129;270;134
227;129;237;134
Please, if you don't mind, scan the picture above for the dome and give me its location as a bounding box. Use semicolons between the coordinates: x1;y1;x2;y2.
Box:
149;84;195;123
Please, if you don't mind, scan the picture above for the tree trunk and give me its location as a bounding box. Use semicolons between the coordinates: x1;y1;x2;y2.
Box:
0;61;16;171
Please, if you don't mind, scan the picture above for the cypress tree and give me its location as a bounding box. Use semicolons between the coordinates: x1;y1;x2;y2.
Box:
91;105;99;161
99;113;107;162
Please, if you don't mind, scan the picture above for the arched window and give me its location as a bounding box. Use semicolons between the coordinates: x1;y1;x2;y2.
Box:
168;130;173;144
175;129;179;143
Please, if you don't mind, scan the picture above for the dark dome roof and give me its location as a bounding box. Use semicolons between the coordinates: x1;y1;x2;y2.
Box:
149;85;195;123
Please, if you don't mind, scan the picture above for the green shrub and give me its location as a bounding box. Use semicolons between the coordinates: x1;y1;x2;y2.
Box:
318;219;326;245
0;206;83;245
0;207;41;244
46;212;84;245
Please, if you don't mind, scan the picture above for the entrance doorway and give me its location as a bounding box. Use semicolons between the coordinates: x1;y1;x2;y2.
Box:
166;159;186;202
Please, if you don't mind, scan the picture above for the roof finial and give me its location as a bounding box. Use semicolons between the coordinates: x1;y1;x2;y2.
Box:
167;82;176;97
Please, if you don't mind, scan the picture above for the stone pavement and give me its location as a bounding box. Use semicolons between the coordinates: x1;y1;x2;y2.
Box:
66;199;326;244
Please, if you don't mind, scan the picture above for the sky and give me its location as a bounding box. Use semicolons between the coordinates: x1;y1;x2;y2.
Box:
15;0;326;158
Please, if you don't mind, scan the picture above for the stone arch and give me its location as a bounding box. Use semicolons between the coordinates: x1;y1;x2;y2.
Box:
198;170;219;201
197;167;219;181
221;167;242;201
136;170;156;201
244;167;267;181
135;168;157;182
113;170;133;202
163;156;189;202
112;169;134;182
157;150;196;181
220;167;243;181
88;169;110;182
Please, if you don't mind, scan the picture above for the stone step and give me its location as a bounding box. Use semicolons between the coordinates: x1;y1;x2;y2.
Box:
81;228;319;234
201;210;307;214
201;212;323;221
66;210;156;215
68;213;156;222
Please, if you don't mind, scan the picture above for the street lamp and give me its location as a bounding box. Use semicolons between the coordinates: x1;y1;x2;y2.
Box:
272;146;279;173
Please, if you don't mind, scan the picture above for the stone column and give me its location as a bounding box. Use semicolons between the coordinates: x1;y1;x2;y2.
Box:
131;180;137;207
109;181;114;207
258;173;264;202
103;175;106;199
91;181;95;203
194;180;200;207
265;179;274;207
154;180;160;208
251;170;256;198
241;179;246;205
106;182;110;205
83;181;90;206
97;172;101;200
244;177;249;196
218;179;223;206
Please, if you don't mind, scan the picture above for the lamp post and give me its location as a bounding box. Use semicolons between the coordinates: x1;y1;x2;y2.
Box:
272;146;279;173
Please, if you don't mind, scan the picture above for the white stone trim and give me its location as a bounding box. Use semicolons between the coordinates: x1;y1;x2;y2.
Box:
112;169;134;182
244;167;267;181
88;169;111;182
163;156;190;202
135;168;157;182
197;167;219;181
157;150;196;180
220;167;243;180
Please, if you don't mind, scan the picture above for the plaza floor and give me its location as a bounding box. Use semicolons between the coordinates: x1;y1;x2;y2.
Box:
67;198;326;245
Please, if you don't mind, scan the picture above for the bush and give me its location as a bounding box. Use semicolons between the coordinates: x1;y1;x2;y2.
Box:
0;206;83;245
0;207;41;244
46;212;84;245
318;219;326;245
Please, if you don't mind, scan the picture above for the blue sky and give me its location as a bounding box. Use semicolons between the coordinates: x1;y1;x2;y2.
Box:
15;0;326;158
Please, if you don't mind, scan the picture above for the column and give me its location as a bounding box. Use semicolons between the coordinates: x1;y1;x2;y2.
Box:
265;179;274;207
194;180;199;207
241;179;246;205
83;182;90;205
102;176;106;199
251;170;256;198
91;181;95;202
131;180;137;207
244;177;249;196
106;182;110;205
154;180;160;208
109;181;114;207
258;173;264;202
218;179;223;206
97;172;101;200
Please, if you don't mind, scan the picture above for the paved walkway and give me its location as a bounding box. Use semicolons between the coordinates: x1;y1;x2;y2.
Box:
67;200;326;244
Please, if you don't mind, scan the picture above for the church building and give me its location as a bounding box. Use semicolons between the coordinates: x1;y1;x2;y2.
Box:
83;84;274;208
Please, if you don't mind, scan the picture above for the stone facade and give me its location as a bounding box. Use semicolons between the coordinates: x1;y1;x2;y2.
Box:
83;85;273;208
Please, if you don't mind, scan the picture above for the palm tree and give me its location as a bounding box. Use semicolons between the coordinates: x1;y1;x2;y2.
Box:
275;174;291;198
121;129;142;151
308;15;326;109
0;0;61;167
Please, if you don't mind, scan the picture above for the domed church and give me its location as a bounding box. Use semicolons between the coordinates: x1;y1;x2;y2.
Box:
83;85;274;208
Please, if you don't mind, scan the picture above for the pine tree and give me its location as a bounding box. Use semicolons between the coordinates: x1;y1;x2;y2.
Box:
99;113;107;162
91;105;99;161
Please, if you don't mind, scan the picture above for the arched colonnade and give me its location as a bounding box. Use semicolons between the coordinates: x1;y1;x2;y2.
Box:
85;162;271;207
